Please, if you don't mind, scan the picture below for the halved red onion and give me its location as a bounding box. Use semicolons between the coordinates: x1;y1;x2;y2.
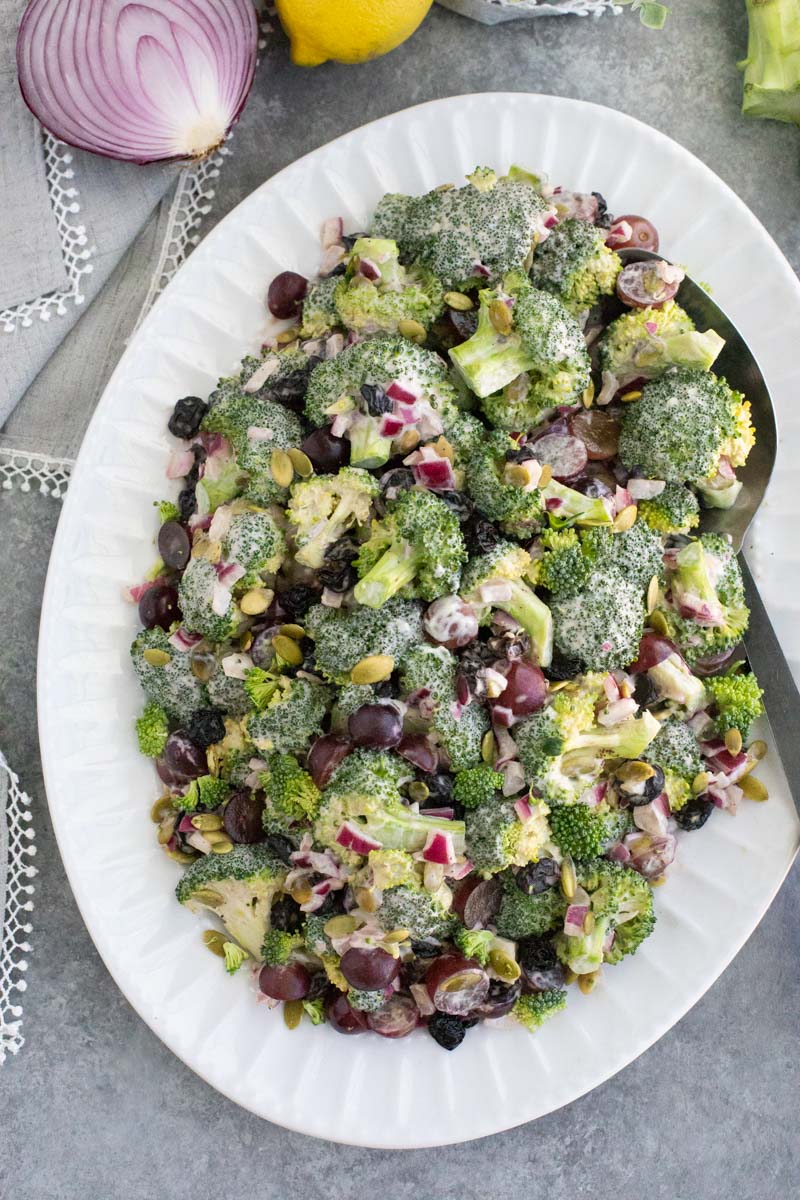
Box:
17;0;258;164
335;822;382;856
448;858;474;881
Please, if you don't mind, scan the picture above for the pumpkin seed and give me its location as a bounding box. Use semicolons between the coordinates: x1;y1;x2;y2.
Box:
646;574;660;613
398;318;426;343
620;389;642;402
648;610;669;635
612;504;638;533
191;535;221;563
433;436;455;462
481;729;496;764
408;781;429;803
202;929;227;956
395;428;421;453
273;634;303;666
270;449;295;489
748;739;767;761
210;836;234;854
489;949;521;983
206;745;219;776
724;727;743;756
434;182;455;192
190;649;216;681
323;915;357;939
291;879;313;905
444;291;473;311
578;971;598;995
166;847;196;864
582;380;595;409
619;680;632;699
240;588;271;616
238;631;254;652
350;654;394;684
583;910;596;935
279;623;306;641
616;760;656;785
741;774;769;802
488;298;513;336
537;463;553;488
560;858;576;901
157;820;176;845
150;795;174;823
692;771;710;794
191;813;223;832
283;999;304;1029
143;647;171;667
383;929;411;945
354;886;379;913
193;888;224;908
288;448;314;478
505;464;531;488
276;328;300;346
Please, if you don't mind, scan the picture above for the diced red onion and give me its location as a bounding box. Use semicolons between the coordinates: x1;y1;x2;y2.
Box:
412;455;456;492
325;333;345;358
387;381;419;405
564;905;589;937
501;761;525;797
243;357;281;393
633;794;670;837
645;320;658;335
17;0;258;164
448;858;474;881
126;579;158;604
322;588;344;608
624;831;676;879
166;449;194;479
358;258;381;281
608;841;631;864
221;652;253;679
492;705;515;729
208;505;234;543
168;627;203;653
420;830;457;866
602;929;616;953
479;581;514;605
379;413;406;438
335;822;382;855
214;561;245;588
606;220;634;248
514;796;533;823
246;426;275;443
421;807;455;821
596;371;620;406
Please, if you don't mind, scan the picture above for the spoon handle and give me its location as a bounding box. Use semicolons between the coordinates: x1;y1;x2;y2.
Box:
740;555;800;810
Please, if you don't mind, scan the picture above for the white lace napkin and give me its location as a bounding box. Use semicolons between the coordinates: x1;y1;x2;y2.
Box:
437;0;619;23
0;754;36;1065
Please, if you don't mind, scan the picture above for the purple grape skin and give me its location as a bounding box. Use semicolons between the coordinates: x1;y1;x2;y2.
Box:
157;521;191;570
348;703;403;750
138;584;181;631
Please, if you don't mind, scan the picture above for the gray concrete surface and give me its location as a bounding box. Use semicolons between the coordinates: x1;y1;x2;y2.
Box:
2;3;799;1196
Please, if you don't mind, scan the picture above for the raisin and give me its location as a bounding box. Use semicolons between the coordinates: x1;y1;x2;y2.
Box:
168;396;208;440
428;1012;467;1050
186;708;226;748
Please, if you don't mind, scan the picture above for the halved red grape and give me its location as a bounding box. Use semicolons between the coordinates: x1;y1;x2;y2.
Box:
307;734;352;788
616;260;679;309
348;703;403;750
606;215;659;252
452;877;481;922
138;584;181;631
462;876;503;930
301;426;350;473
162;731;206;781
326;991;368;1034
529;432;587;481
223;790;265;843
629;633;678;673
569;409;620;461
497;661;547;716
474;978;522;1020
366;994;419;1038
157;521;191;570
340;948;400;991
259;963;311;1001
396;734;439;774
423;595;479;648
426;954;490;1016
267;271;308;319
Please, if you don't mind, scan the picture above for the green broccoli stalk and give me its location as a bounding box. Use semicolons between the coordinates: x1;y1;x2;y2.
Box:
286;468;378;569
643;650;709;716
465;797;552;875
741;0;800;126
175;844;286;959
638;482;700;535
454;927;494;965
222;942;249;975
654;534;750;666
354;489;466;608
541;479;613;529
261;753;322;832
555;858;655;975
173;775;230;813
494;871;566;939
704;670;764;739
513;988;567;1032
599;301;724;386
449;271;590;402
453;764;505;809
261;927;304;966
305;598;424;685
548;804;630;861
334;237;444;334
531;218;621;315
460;541;553;668
135;703;169;758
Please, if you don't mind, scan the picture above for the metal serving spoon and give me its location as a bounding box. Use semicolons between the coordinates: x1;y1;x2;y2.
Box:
620;248;800;806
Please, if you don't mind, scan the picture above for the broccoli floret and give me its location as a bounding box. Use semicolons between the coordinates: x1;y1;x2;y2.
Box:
453;764;505;809
643;717;703;782
372;171;553;290
362;848;421;891
599;301;724;385
581;522;664;591
548;804;630;861
531;218;620;314
260;752;321;832
287;468;378;569
619;368;754;485
460;540;553;667
449;271;590;404
247;677;331;755
378;882;456;941
433;701;490;772
315;749;465;857
466;430;545;538
302;997;327;1025
135;703;169;758
495;872;566;939
513;988;567;1032
304;913;333;958
453;926;494;965
654;534;749;666
399;644;457;710
516;705;661;805
300;276;341;338
465;797;552;874
334;237;444;334
222;942;248;975
535;528;589;594
131;627;209;721
704;670;764;739
550;571;645;672
175;844;286;958
348;988;388;1012
638;482;700;535
304;597;424;685
156;500;181;523
173;774;230;813
223;510;285;576
206;668;251;717
556;858;655;974
261;927;304;966
354;489;466;608
304;335;459;470
178;558;241;643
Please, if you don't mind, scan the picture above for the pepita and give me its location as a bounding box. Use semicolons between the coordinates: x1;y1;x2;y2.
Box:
206;745;219;776
279;623;306;641
202;929;227;956
741;774;769;802
238;631;254;652
191;535;221;563
240;589;271;616
650;874;668;887
620;389;642;402
578;972;598;995
488;949;521;983
150;795;174;823
582;380;595;409
288;448;314;478
203;829;229;846
433;436;455;463
505;464;531;489
157;820;176;845
270;448;295;489
166;847;196;864
646;574;660;613
276;328;300;346
748;739;768;761
323;915;357;939
692;771;710;795
191;813;224;832
560;857;576;901
395;428;421;453
724;727;743;756
190;649;216;681
583;910;596;935
398;318;426;343
407;781;429;803
350;654;394;684
612;503;638;533
619;680;632;699
210;836;234;854
291;879;313;905
354;886;379;913
488;298;513;336
272;634;304;666
283;1000;304;1029
423;862;444;892
481;729;496;764
193;888;224;908
648;609;669;635
143;647;171;667
383;929;411;944
444;291;473;311
537;463;553;488
616;760;656;785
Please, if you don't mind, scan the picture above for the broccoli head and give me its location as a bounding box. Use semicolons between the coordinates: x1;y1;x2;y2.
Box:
135;703;169;758
555;858;655;974
513;988;567;1032
261;752;322;832
453;926;494;965
178;557;241;643
531;218;621;314
362;847;421;892
334;237;444;334
643;717;703;783
494;870;567;939
173;774;230;813
704;670;764;739
638;482;700;535
548;804;630;861
261;927;304;966
453;764;505;809
304;597;424;684
175;844;286;959
287;468;378;569
131;628;209;721
653;534;749;666
465;430;545;539
449;271;590;404
399;643;457;710
550;571;646;673
460;540;553;668
222;509;285;577
432;700;491;772
599;301;724;385
354;488;466;608
300;275;340;338
377;881;456;941
247;677;331;755
580;522;665;590
465;797;552;874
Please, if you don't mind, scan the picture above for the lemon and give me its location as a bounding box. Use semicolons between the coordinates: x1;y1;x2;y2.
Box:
276;0;433;67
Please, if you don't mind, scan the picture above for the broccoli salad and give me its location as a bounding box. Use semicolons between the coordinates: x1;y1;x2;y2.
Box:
130;166;767;1050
